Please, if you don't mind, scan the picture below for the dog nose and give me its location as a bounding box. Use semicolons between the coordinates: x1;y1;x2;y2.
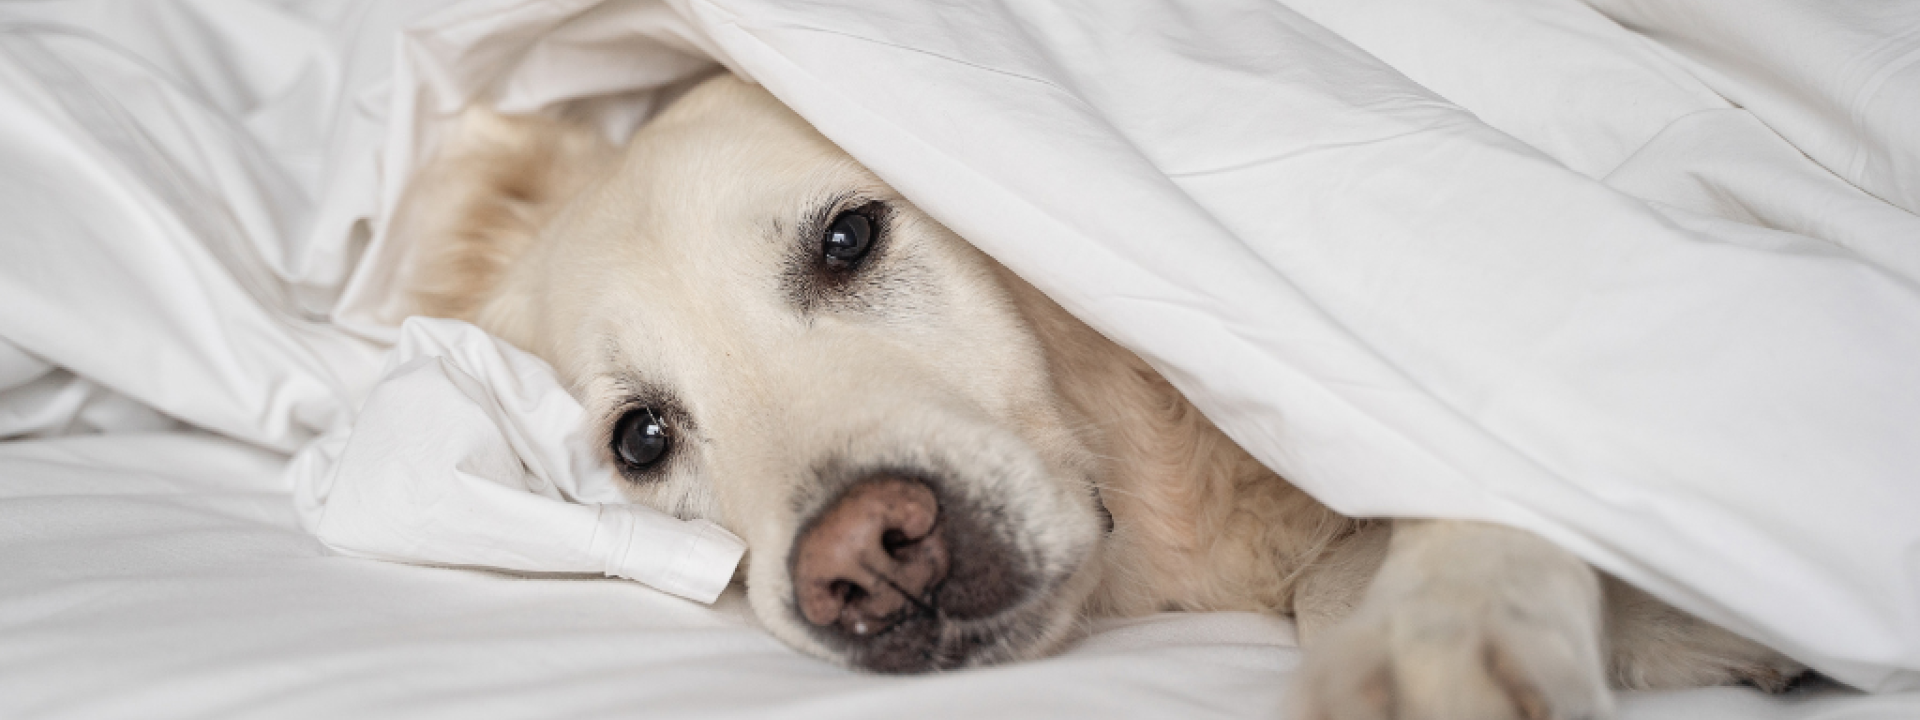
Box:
792;476;950;636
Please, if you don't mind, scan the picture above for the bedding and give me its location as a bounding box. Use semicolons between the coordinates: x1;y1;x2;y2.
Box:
3;431;1915;719
4;0;1919;717
292;316;745;605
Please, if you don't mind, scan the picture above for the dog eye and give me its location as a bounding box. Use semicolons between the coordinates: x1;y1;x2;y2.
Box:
612;408;671;471
821;211;873;269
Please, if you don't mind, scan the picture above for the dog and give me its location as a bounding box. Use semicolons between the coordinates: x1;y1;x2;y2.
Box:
395;73;1806;719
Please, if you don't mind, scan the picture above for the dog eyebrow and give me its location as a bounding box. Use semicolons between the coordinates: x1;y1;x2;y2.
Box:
599;368;666;423
793;189;861;252
599;373;697;457
605;372;687;414
599;334;623;367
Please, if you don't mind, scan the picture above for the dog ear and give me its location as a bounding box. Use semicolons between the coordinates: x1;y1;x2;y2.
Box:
399;107;612;322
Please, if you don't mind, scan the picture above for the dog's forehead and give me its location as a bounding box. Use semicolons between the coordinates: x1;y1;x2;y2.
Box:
630;77;870;211
562;78;889;386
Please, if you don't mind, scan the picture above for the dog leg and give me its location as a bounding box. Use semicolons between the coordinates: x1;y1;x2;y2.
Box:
1602;576;1807;692
1292;520;1390;646
1290;520;1613;720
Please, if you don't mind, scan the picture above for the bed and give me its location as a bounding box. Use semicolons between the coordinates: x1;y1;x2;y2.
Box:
3;0;1918;717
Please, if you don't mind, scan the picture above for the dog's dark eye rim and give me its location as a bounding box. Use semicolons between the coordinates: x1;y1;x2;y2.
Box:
610;405;673;474
815;201;888;272
821;211;872;269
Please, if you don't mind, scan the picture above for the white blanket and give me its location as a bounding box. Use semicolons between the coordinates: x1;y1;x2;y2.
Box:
3;0;1919;714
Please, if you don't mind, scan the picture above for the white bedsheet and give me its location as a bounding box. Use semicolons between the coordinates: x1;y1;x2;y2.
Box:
5;432;1915;719
292;317;746;604
4;0;1919;716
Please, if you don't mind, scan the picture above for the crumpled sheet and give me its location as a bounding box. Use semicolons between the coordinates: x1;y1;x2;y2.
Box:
288;317;745;604
2;0;1919;704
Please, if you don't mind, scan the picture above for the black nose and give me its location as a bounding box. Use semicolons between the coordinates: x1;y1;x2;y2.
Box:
788;473;1029;672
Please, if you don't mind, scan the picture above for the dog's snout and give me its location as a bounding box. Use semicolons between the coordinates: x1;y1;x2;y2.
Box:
792;476;950;635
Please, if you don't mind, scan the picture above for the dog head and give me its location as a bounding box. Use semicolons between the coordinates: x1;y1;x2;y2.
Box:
406;75;1109;672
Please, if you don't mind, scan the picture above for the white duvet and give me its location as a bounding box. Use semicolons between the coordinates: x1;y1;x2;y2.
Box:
3;0;1919;717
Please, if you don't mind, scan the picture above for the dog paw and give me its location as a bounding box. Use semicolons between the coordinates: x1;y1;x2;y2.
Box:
1289;584;1615;720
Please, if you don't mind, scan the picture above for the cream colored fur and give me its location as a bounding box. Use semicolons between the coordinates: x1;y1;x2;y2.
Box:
395;74;1805;719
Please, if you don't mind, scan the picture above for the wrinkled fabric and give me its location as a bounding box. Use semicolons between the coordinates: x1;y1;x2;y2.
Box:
1585;0;1920;216
289;317;745;604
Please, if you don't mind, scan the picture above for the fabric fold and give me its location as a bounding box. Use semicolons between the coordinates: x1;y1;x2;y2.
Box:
289;317;745;604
